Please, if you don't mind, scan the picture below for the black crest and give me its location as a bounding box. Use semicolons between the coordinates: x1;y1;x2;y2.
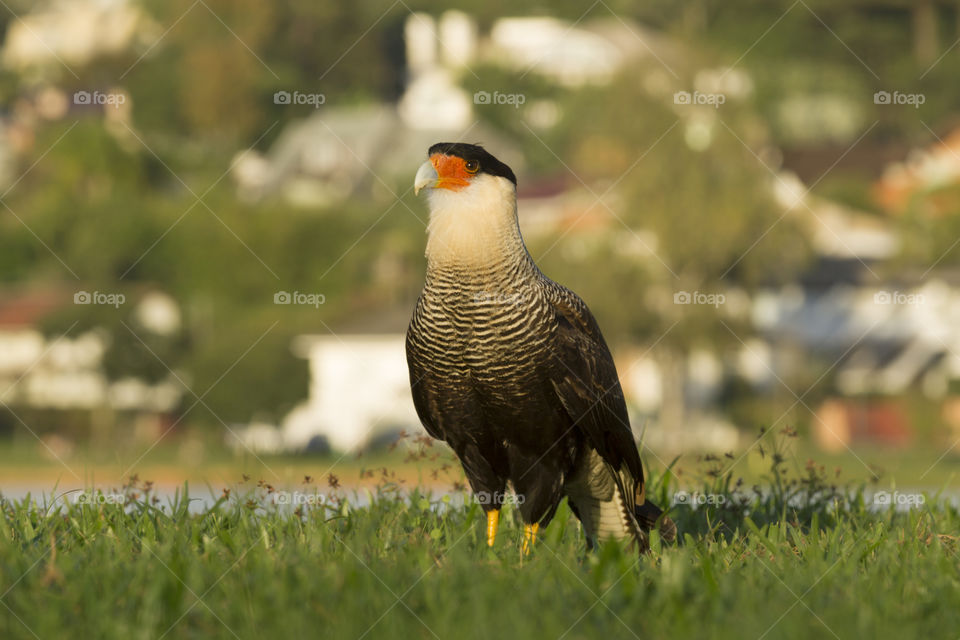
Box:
428;142;517;186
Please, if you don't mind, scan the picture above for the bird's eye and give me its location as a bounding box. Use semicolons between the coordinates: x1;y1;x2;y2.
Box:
464;160;479;174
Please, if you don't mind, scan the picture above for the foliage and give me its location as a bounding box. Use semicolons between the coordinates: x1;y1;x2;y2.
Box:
2;118;427;428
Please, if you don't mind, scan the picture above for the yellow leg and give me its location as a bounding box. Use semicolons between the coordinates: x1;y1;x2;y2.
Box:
486;509;500;547
522;523;539;555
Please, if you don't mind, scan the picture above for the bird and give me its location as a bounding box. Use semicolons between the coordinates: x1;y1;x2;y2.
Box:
405;142;675;552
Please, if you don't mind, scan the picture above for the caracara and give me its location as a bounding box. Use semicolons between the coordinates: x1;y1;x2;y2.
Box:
405;143;674;552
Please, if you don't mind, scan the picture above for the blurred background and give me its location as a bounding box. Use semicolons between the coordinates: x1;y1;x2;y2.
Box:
2;0;960;493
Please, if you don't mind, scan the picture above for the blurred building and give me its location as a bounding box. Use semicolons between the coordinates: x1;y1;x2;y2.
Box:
0;291;102;410
487;16;679;87
230;105;519;208
0;290;182;414
874;126;960;217
1;0;155;71
280;334;422;452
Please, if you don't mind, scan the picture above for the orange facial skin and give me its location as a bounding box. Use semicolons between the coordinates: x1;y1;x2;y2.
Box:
430;153;475;191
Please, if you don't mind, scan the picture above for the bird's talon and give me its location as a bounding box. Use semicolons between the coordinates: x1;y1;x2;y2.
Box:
522;523;539;555
486;509;500;547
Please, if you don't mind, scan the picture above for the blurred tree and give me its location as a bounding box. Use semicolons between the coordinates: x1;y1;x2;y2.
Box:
126;0;276;142
519;72;812;431
6;0;960;441
4;113;426;432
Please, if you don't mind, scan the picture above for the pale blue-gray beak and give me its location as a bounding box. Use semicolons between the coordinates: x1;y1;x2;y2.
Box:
414;161;439;195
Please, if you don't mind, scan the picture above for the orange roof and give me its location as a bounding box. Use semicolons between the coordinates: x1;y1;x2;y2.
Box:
0;290;67;328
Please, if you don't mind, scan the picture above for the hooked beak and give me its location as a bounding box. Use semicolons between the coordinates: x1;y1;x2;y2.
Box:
414;161;439;196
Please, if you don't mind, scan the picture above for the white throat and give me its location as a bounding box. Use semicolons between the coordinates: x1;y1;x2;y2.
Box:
424;174;525;268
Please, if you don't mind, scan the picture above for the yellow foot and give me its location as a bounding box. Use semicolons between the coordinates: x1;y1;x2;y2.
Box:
522;523;539;555
486;509;500;547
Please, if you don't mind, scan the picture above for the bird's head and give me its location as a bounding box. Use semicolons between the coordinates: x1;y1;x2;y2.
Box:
414;142;516;199
415;143;522;264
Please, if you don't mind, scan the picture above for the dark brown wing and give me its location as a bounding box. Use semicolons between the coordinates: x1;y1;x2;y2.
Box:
542;281;648;516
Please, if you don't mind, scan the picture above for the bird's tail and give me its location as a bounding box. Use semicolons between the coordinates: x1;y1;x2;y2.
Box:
635;501;677;544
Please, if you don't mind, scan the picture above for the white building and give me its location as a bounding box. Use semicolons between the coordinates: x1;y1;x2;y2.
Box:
1;0;156;71
277;334;423;452
0;290;182;413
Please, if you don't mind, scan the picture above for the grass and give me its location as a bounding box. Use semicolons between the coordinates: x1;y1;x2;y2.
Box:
1;432;958;639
